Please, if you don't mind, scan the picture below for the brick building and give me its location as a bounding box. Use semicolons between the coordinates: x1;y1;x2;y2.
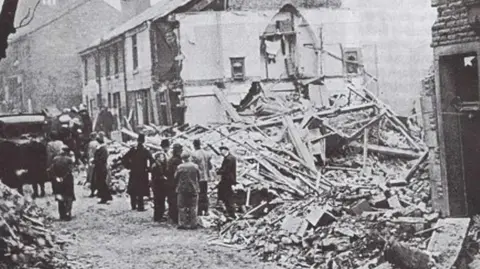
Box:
429;0;480;216
0;0;150;113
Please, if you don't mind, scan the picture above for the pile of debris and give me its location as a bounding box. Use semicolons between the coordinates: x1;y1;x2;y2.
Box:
0;182;72;269
106;81;476;268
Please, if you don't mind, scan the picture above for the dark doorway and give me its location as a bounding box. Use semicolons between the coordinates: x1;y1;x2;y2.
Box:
439;53;480;216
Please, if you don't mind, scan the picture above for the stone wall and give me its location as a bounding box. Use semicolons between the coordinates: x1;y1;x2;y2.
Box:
431;0;479;47
421;71;450;216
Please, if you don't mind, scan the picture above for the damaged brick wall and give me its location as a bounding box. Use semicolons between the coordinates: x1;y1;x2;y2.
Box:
431;0;478;47
420;71;450;216
228;0;342;10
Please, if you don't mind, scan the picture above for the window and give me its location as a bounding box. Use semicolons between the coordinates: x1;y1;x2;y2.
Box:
95;56;101;81
132;34;138;70
108;93;112;108
230;57;245;81
113;43;119;75
105;49;110;77
344;49;361;75
83;58;88;85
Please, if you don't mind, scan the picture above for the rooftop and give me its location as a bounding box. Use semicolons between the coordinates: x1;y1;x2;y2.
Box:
80;0;195;53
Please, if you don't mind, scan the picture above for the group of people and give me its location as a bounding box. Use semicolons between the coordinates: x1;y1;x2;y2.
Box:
47;128;239;228
47;130;112;221
121;134;238;229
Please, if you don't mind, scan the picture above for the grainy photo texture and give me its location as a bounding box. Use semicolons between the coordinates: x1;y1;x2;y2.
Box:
0;0;477;269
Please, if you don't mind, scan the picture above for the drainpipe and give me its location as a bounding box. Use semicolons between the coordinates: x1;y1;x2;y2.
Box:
121;35;129;127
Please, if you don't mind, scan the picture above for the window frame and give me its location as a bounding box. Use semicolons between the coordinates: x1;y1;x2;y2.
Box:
343;48;362;75
83;57;88;85
132;34;139;71
105;48;110;78
113;43;119;76
230;57;246;81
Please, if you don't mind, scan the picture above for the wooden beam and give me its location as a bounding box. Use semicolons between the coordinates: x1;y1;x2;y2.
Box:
362;128;369;174
212;87;244;123
282;115;317;171
348;142;423;159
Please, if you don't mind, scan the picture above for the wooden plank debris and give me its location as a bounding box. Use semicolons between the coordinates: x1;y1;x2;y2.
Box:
348;142;423;159
212;87;244;123
282;115;317;172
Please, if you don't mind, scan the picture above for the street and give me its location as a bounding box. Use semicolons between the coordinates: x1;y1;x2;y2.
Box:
34;171;280;269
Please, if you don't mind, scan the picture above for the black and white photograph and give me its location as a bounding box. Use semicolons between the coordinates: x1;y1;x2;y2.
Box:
0;0;476;268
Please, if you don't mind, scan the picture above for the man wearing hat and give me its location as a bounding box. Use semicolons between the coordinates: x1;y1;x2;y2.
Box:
216;145;237;219
94;132;112;204
166;143;183;223
48;145;75;221
122;133;154;211
175;151;200;229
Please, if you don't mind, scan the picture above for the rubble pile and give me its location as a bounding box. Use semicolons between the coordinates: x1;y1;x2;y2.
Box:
108;82;449;268
0;182;72;269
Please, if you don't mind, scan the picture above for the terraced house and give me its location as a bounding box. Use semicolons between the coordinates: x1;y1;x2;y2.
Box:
0;0;153;114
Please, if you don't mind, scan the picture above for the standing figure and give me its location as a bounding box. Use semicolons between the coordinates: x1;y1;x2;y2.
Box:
175;151;200;229
161;139;171;157
151;152;168;221
191;139;212;216
166;143;183;223
122;134;154;211
87;132;99;197
94;132;112;204
95;107;115;139
217;146;237;219
49;146;75;221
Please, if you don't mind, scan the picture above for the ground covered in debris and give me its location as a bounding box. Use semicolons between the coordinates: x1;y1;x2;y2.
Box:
33;177;281;269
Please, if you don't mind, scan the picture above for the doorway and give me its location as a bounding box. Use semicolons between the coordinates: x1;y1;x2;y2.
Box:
439;53;480;216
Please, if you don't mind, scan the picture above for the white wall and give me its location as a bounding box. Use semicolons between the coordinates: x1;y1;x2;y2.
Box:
342;0;436;115
124;26;152;91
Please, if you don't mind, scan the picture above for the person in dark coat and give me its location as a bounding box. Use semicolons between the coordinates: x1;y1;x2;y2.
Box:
122;134;154;211
94;132;112;204
166;143;183;223
217;146;237;219
48;145;75;221
161;139;170;157
150;152;168;222
175;151;200;229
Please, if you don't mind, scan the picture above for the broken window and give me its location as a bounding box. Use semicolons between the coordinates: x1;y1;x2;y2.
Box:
344;49;361;75
230;57;245;80
132;34;139;70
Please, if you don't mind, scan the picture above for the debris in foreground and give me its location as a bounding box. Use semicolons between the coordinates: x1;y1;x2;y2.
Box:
106;81;479;268
0;182;73;269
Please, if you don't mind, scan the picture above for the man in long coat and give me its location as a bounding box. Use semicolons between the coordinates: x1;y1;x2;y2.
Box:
217;146;237;219
191;139;212;216
175;151;200;229
94;132;112;204
48;145;75;221
122;134;154;211
166;143;183;223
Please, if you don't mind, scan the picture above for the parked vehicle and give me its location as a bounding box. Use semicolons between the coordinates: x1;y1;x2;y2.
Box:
0;113;50;197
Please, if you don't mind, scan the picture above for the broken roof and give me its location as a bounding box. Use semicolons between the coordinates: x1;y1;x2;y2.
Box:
79;0;195;54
